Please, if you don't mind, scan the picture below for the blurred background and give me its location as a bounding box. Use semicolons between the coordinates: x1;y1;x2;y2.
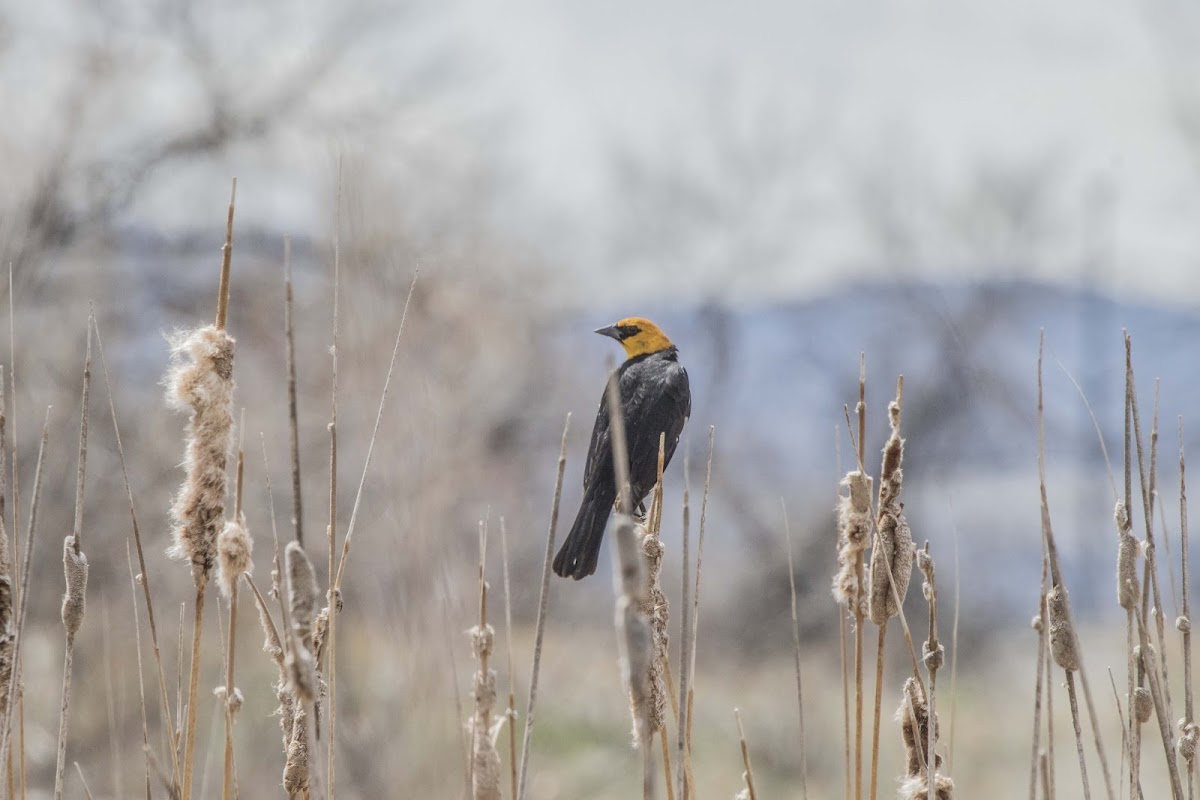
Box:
5;0;1200;797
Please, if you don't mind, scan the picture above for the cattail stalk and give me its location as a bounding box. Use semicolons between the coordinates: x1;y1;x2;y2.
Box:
93;312;182;791
676;464;693;800
0;367;11;795
685;426;715;767
54;324;92;800
283;239;303;547
734;709;758;800
1036;333;1116;800
515;414;570;800
470;523;503;800
174;179;237;800
1178;419;1197;800
498;518;518;800
782;501;809;800
868;377;915;800
1028;551;1050;800
126;543;154;799
1125;335;1184;798
216;429;252;800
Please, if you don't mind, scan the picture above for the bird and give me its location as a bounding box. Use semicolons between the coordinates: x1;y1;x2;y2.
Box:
552;317;691;580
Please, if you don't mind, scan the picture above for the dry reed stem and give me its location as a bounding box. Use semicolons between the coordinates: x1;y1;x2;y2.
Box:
782;501;810;800
55;326;91;800
675;461;693;800
93;313;181;789
470;524;503;800
869;376;914;800
127;543;153;800
917;545;946;798
0;367;10;798
332;268;419;592
1040;750;1052;800
283;239;303;547
217;439;251;800
0;408;49;789
74;762;94;800
686;426;715;757
734;709;758;800
1125;337;1184;798
1179;419;1196;800
614;512;656;798
515;414;570;800
101;604;124;799
854;357;867;800
1029;551;1050;800
4;267;18;800
499;518;518;800
947;513;961;774
1036;332;1116;800
215;178;236;331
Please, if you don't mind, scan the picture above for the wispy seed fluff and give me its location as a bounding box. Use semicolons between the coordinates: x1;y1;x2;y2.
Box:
833;470;873;614
61;537;88;637
1115;500;1140;610
166;326;235;587
869;400;915;626
216;515;253;599
1047;585;1079;672
469;623;503;800
282;706;310;795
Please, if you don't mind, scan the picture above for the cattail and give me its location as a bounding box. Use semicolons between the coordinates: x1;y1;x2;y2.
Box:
1178;721;1199;763
469;622;503;800
1133;687;1153;724
634;521;668;739
166;325;236;586
612;513;655;749
869;400;915;625
896;677;955;800
1115;500;1140;610
1047;585;1079;672
833;470;872;613
212;685;244;714
61;536;88;637
216;515;252;599
284;542;319;702
283;706;310;795
285;542;318;654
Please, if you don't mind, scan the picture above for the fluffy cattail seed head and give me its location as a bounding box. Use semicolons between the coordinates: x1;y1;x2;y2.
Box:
213;685;244;714
61;536;88;636
1032;615;1043;632
1047;585;1079;672
166;326;236;586
285;639;317;703
1177;616;1191;634
833;471;873;613
216;515;253;598
634;523;668;738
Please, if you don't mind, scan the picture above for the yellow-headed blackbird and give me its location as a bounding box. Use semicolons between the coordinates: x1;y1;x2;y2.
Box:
552;317;691;580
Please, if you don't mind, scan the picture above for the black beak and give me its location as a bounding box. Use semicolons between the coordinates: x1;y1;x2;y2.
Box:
594;325;621;341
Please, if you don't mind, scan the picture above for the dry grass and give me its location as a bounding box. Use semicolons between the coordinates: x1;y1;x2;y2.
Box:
5;175;1200;800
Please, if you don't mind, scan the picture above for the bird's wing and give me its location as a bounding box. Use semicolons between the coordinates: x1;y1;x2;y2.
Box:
622;360;691;498
581;381;614;491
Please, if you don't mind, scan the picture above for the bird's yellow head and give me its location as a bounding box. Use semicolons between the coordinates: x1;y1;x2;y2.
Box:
595;317;674;359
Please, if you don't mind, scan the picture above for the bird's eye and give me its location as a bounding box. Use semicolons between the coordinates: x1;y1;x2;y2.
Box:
618;324;640;339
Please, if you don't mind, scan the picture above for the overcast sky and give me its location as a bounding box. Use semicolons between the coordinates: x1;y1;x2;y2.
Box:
449;0;1200;307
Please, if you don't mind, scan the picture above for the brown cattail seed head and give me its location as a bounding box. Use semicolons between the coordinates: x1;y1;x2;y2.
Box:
1133;687;1153;724
1115;500;1139;610
61;536;88;636
216;515;253;599
1032;615;1043;632
1047;585;1079;672
896;676;940;777
617;596;655;749
869;399;915;625
166;326;235;587
285;541;318;653
833;470;873;613
923;641;945;672
1177;616;1191;634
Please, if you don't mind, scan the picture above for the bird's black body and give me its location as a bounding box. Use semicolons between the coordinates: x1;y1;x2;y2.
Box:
553;346;691;579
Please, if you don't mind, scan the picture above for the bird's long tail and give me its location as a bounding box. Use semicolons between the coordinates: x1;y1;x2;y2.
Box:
552;486;616;580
